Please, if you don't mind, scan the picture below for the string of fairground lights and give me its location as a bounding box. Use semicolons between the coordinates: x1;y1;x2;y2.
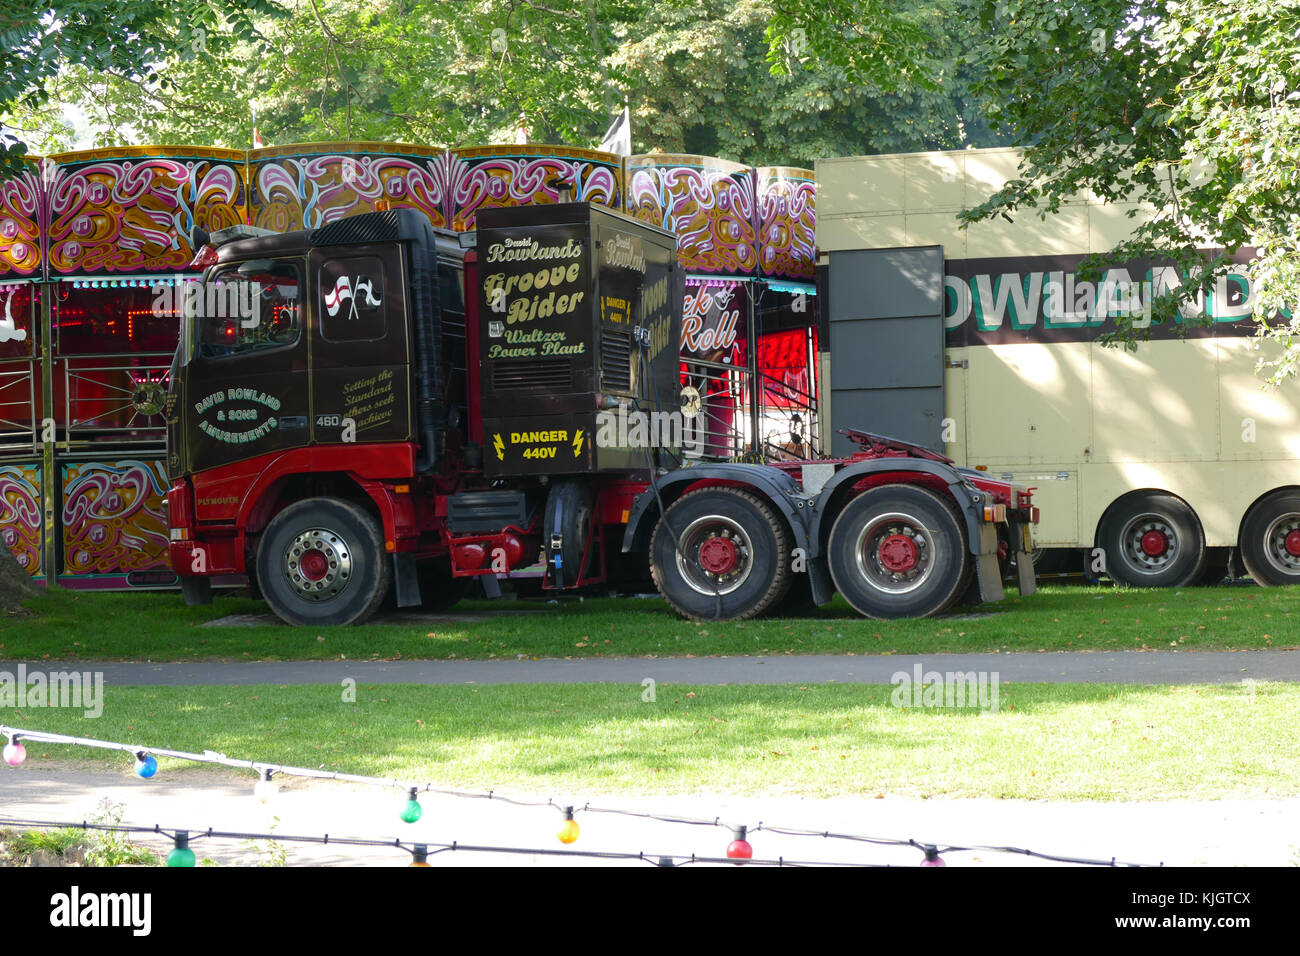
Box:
0;817;868;867
1;725;1157;867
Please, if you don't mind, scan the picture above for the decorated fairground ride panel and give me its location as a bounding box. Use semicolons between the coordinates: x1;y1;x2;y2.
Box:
246;142;623;233
43;146;247;277
756;166;816;282
1;142;818;586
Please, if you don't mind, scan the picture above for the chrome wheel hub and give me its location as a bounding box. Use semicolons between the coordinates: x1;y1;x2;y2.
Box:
284;528;353;601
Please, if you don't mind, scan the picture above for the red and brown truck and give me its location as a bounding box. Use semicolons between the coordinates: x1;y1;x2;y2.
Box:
164;202;1037;626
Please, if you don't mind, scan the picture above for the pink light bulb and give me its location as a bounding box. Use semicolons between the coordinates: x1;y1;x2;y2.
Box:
3;741;27;767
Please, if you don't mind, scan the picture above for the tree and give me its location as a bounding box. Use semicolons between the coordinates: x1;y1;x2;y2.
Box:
611;0;1008;166
5;0;640;153
0;1;285;174
5;0;1005;165
960;1;1300;375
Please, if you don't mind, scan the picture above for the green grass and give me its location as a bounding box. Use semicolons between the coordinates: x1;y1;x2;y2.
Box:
7;681;1299;800
0;825;160;867
1;581;1296;661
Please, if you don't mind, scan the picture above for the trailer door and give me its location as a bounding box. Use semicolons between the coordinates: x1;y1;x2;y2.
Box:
826;246;945;456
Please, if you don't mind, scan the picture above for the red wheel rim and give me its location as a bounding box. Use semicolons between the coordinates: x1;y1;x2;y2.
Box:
1139;529;1169;557
299;548;329;581
879;533;919;573
699;536;739;575
1284;530;1300;557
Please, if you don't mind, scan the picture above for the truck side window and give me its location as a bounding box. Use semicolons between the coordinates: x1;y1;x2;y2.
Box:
197;264;301;358
319;256;388;343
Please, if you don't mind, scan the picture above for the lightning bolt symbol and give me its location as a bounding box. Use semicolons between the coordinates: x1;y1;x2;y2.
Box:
492;433;505;461
573;429;584;458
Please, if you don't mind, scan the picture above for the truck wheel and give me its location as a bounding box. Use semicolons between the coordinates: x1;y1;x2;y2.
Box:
256;497;391;626
650;487;792;620
1239;491;1300;586
1097;493;1205;588
545;479;594;584
827;485;971;619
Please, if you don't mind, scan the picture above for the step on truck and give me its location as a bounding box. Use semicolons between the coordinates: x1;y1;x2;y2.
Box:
163;202;1038;626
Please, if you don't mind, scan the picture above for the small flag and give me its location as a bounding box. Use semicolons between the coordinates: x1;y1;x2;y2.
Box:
599;106;631;156
252;105;264;149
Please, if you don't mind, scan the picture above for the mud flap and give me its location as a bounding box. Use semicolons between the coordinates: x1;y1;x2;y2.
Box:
808;556;834;606
1011;519;1037;596
394;552;421;608
975;524;1004;602
1016;551;1037;596
181;576;212;606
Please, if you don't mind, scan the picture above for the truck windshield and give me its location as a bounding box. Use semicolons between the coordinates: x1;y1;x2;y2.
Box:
189;262;302;361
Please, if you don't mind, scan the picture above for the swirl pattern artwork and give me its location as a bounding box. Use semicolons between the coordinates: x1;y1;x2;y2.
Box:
0;463;42;576
0;168;42;276
449;148;620;231
627;156;757;277
46;155;245;274
250;147;621;234
61;459;170;575
757;168;815;281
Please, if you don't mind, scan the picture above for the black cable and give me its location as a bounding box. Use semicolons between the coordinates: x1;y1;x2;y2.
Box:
0;817;876;867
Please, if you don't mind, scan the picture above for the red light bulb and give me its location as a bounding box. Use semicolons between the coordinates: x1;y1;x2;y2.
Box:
726;826;752;862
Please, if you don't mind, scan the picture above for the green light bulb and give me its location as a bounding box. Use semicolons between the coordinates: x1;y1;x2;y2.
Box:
400;787;422;823
168;831;196;866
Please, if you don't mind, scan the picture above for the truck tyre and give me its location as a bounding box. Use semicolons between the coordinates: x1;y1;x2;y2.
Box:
256;497;391;626
650;487;792;621
827;485;971;619
1097;493;1205;588
545;478;594;584
1239;490;1300;586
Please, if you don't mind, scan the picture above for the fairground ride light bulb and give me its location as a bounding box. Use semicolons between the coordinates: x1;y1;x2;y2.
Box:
400;787;423;824
920;845;947;867
254;770;278;803
134;753;158;778
557;807;580;845
2;741;25;767
726;826;753;862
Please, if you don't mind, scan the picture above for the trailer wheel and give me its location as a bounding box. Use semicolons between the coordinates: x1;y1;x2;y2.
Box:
1239;491;1300;586
650;487;792;620
256;497;391;626
827;485;971;619
1097;493;1205;588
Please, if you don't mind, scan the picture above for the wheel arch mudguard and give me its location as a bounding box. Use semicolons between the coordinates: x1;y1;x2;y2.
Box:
622;463;834;604
235;445;417;547
809;459;1008;602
